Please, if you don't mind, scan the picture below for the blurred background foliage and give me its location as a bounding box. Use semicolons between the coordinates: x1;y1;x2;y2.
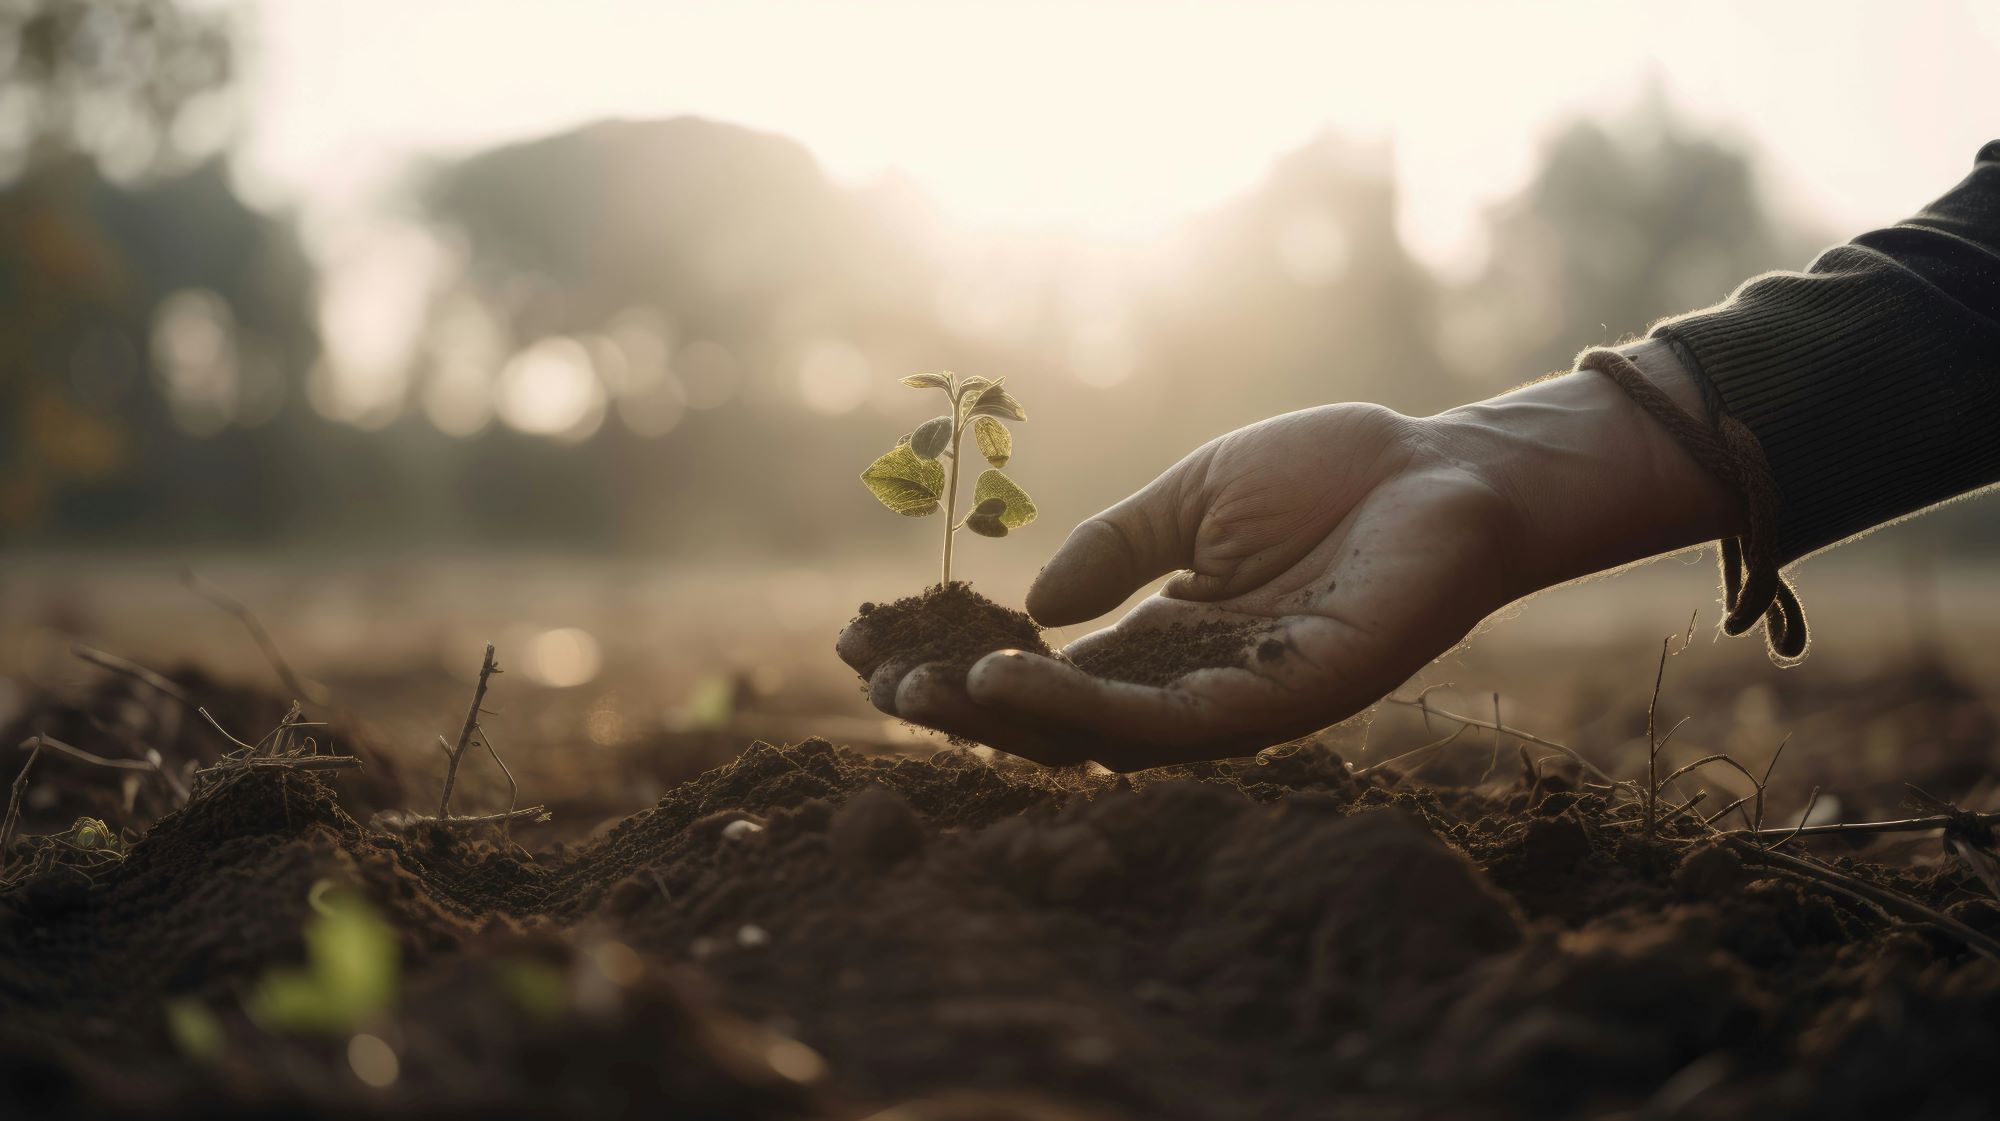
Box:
18;0;1961;559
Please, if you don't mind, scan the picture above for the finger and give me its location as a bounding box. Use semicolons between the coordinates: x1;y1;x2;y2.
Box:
892;663;1092;766
835;618;886;676
866;658;920;714
968;649;1282;753
1161;569;1234;601
1025;450;1209;627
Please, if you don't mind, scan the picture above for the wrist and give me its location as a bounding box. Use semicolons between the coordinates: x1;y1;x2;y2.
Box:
1433;339;1747;597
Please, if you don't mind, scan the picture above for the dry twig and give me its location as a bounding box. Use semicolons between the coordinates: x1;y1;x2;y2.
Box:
1727;839;2000;962
1383;695;1613;785
2;739;42;868
71;644;194;708
181;568;326;704
1351;725;1470;780
1644;637;1669;841
438;644;499;818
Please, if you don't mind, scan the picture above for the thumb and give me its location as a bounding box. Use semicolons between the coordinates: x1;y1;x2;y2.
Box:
1025;454;1206;626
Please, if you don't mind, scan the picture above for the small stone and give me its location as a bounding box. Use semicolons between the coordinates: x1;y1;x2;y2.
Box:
828;786;927;870
1674;841;1748;898
721;818;765;841
737;923;770;948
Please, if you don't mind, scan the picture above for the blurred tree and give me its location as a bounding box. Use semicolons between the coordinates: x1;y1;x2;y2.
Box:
0;0;235;179
0;0;326;544
415;117;957;551
1132;134;1454;421
1441;96;1827;389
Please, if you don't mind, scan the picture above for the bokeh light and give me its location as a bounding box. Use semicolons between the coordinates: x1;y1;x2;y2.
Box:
495;338;606;442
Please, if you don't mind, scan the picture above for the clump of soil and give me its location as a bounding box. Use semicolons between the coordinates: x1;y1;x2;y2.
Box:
852;584;1274;687
853;583;1056;676
7;716;2000;1120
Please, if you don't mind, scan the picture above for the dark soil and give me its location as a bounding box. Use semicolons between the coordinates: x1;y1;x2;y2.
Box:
1070;619;1271;687
854;583;1058;677
853;584;1274;687
5;717;2000;1120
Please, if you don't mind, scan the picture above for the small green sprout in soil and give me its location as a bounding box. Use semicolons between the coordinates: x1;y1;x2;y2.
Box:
859;371;1036;585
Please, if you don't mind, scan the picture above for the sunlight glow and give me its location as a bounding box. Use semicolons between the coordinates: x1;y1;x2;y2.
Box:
496;338;606;441
245;0;2000;270
150;289;240;436
794;338;872;416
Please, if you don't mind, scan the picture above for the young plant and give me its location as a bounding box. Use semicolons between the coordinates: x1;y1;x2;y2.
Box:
860;372;1036;585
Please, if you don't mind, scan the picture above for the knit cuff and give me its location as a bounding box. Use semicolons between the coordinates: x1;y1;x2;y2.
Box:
1652;243;2000;564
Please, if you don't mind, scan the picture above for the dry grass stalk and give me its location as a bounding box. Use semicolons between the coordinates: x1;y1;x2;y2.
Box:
1385;693;1613;785
1351;724;1470;781
438;644;499;818
1724;810;2000;842
395;806;551;828
1643;637;1669;841
424;645;545;835
181;568;326;704
1;739;43;869
18;733;192;806
1727;839;2000;963
71;644;194;708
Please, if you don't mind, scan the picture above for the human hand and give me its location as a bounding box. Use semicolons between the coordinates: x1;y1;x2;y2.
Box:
838;341;1743;770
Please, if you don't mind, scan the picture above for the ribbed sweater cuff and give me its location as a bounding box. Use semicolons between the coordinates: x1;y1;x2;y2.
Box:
1652;244;2000;563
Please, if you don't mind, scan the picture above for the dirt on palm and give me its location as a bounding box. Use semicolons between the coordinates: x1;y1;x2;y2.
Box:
5;703;1999;1120
852;583;1274;687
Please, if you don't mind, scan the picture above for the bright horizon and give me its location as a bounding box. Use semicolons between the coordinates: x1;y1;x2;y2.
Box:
238;0;2000;274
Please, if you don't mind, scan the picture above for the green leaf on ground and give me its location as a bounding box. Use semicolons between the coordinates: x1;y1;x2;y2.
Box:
861;443;945;516
249;881;398;1034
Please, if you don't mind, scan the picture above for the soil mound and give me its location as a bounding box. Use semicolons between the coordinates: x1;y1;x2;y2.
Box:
4;736;2000;1120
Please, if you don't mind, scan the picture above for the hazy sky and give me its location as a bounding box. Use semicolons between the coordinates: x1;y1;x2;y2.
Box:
238;0;1999;274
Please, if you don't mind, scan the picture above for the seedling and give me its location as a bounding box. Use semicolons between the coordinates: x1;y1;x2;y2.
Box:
860;372;1037;584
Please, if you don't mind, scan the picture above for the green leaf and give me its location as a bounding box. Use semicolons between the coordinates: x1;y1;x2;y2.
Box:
968;382;1027;422
973;469;1037;529
909;415;953;459
970;416;1012;467
966;498;1008;537
861;443;945;516
900;372;951;391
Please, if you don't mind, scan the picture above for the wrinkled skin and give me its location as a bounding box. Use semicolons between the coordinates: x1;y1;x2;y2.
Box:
839;344;1739;771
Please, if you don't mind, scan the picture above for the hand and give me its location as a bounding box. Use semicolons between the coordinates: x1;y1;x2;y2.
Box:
838;341;1744;771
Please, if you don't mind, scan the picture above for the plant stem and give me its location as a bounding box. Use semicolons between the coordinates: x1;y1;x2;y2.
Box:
941;405;962;586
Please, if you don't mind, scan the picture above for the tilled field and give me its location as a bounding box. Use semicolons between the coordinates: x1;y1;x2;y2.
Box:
4;699;2000;1121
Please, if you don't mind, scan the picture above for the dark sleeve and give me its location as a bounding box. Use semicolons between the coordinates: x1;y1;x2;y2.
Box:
1650;140;2000;563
